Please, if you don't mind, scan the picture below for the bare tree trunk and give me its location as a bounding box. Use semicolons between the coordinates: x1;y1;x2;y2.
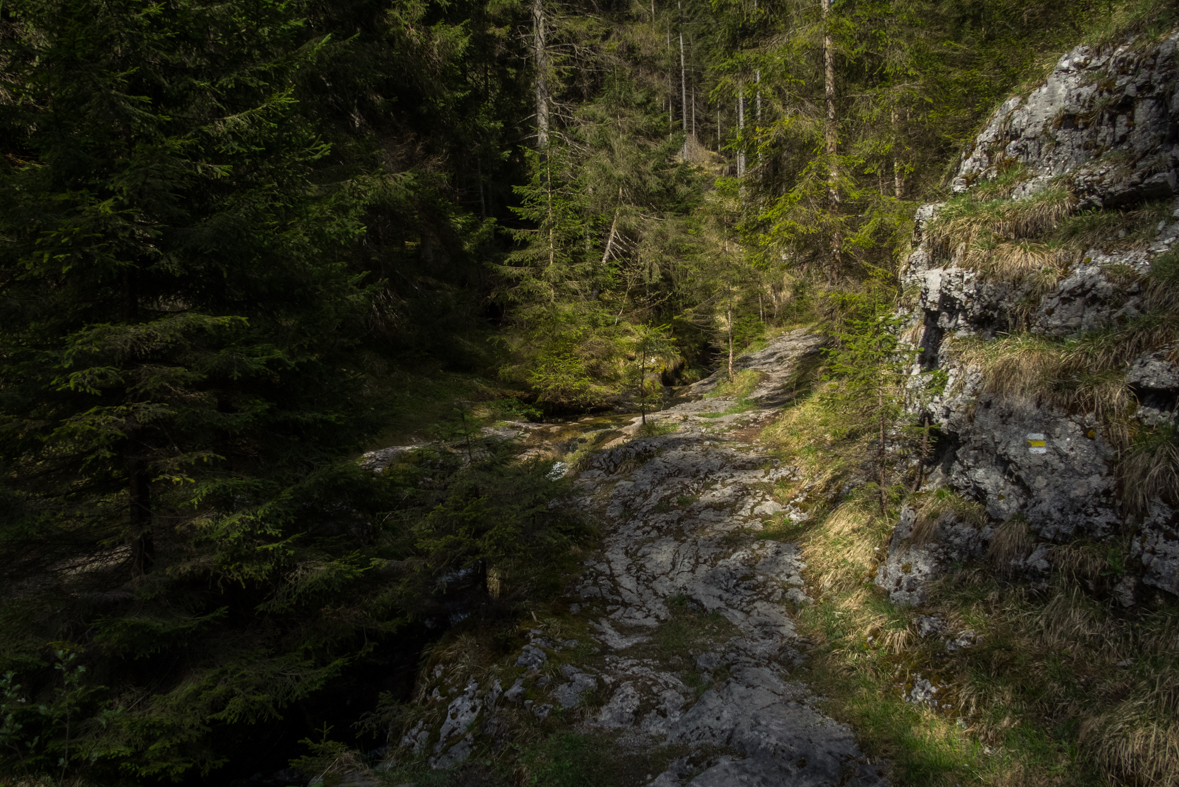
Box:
878;380;887;516
533;0;554;269
668;24;673;130
601;207;619;267
736;90;745;178
727;278;735;383
755;70;761;122
755;68;762;162
821;0;840;271
892;107;903;198
533;0;548;151
547;155;555;267
640;351;648;425
678;1;688;160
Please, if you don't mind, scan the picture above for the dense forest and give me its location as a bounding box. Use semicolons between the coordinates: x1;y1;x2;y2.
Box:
1;0;1175;784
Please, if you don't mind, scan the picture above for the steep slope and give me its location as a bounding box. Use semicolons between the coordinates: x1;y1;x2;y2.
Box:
881;30;1179;606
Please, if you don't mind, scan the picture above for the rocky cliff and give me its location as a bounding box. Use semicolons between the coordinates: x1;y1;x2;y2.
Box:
879;30;1179;607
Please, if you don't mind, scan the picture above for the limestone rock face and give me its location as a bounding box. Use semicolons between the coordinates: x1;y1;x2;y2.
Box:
894;31;1179;603
954;34;1179;208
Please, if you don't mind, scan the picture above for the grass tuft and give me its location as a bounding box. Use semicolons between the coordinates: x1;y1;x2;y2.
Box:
952;333;1140;450
987;515;1033;570
909;488;989;548
1118;421;1179;516
927;185;1077;281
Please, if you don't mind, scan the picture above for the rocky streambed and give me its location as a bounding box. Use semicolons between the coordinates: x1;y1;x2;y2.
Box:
374;329;888;787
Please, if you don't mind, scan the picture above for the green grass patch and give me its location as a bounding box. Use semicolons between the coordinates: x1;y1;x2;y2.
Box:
756;514;810;542
518;731;621;787
651;596;738;661
516;731;710;787
706;368;762;400
636;419;678;438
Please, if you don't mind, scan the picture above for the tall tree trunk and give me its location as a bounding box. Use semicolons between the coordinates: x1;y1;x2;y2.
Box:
547;154;555;268
755;68;762;168
755;69;761;124
878;379;887;516
726;275;735;383
736;89;745;178
533;0;553;268
678;1;688;160
892;106;903;198
821;0;840;271
668;24;673;130
533;0;548;151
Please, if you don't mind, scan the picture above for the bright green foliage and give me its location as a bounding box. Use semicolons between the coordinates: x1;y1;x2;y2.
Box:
823;291;922;512
628;324;677;424
712;0;1140;280
496;13;710;408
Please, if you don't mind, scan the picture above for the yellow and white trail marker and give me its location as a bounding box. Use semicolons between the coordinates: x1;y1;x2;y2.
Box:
1026;433;1047;454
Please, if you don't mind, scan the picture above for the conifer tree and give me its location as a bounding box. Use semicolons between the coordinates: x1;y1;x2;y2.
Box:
0;0;411;778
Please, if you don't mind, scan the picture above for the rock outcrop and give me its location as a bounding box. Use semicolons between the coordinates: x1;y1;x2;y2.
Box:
380;331;887;785
886;30;1179;606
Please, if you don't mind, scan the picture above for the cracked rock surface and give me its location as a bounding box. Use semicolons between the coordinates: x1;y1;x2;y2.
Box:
564;330;886;786
385;330;886;784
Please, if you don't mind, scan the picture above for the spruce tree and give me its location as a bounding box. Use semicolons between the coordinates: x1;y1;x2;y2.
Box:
0;0;398;778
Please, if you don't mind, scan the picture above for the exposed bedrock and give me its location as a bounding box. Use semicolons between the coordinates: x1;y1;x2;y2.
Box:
884;31;1179;606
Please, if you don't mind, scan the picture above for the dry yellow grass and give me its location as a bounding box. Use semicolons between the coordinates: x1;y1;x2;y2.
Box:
927;186;1078;282
1082;699;1179;786
902;318;925;346
974;240;1068;280
1118;423;1179;516
953;335;1135;447
909;489;988;547
1048;542;1107;585
987;515;1033;569
808;496;887;595
1029;584;1114;651
955;335;1062;400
